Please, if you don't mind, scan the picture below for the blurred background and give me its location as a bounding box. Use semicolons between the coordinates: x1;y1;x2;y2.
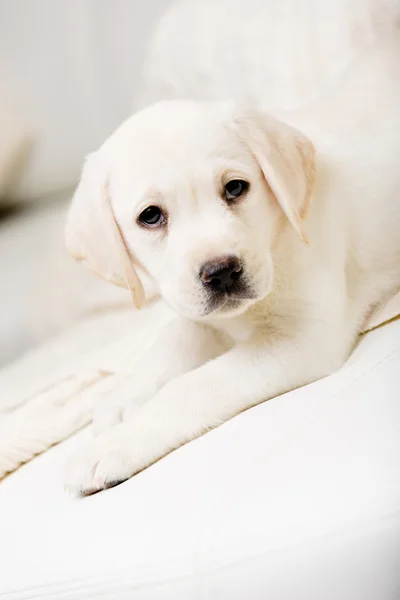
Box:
0;0;172;365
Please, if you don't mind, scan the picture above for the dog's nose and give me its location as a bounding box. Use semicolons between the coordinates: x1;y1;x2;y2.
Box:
200;256;243;293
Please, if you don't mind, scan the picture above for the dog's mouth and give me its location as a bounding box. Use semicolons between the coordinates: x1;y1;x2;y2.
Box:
204;282;257;316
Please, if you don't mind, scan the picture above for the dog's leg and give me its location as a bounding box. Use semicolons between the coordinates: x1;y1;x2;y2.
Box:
65;321;353;495
93;318;228;433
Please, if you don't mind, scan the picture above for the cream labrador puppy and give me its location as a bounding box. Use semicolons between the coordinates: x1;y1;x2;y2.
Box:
65;35;400;495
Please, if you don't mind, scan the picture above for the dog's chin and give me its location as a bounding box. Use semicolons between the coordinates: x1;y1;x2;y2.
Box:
200;286;263;319
207;296;253;319
165;280;270;321
168;294;255;322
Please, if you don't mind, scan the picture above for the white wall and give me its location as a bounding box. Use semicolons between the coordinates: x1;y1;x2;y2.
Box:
0;0;172;200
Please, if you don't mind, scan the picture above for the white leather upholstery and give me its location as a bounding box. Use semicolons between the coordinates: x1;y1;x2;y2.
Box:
0;319;399;599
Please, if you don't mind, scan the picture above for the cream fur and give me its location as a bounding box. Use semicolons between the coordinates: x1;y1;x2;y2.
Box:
64;30;400;495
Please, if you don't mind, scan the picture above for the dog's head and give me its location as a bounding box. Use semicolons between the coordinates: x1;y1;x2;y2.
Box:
66;101;316;320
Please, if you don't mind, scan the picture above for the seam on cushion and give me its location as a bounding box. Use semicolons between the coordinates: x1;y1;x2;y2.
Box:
262;347;400;417
328;348;400;402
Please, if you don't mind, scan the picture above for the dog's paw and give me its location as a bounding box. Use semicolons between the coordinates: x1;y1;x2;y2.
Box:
66;381;185;495
64;427;141;495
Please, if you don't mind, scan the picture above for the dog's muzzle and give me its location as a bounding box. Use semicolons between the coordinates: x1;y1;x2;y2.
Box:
198;255;255;316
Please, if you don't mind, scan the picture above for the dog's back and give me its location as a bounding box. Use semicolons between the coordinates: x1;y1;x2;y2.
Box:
283;31;400;325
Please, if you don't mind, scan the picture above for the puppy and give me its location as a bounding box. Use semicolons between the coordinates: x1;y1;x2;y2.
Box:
64;37;400;495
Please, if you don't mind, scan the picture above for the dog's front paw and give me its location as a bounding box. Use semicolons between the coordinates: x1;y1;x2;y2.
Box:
64;426;144;495
65;381;189;496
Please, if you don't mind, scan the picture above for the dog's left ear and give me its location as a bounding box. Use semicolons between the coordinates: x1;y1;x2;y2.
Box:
235;110;316;243
65;152;145;308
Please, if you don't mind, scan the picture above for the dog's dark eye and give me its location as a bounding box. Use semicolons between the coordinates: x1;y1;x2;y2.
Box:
138;206;165;227
224;179;249;202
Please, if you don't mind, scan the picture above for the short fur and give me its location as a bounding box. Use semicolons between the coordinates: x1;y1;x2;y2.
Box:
65;33;400;494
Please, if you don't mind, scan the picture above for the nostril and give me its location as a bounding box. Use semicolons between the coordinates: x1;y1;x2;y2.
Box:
230;268;242;281
209;277;222;289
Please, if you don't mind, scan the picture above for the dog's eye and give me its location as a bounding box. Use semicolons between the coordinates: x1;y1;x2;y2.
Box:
138;206;165;227
224;180;249;202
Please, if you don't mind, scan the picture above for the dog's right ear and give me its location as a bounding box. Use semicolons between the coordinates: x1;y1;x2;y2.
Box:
234;109;316;244
65;153;145;308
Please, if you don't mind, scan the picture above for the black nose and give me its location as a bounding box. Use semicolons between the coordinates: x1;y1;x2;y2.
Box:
199;256;243;294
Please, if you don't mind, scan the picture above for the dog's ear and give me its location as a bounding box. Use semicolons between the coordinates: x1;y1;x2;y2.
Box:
235;110;316;243
65;153;145;308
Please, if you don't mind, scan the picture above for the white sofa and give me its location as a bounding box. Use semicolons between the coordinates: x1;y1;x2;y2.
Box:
0;318;399;599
